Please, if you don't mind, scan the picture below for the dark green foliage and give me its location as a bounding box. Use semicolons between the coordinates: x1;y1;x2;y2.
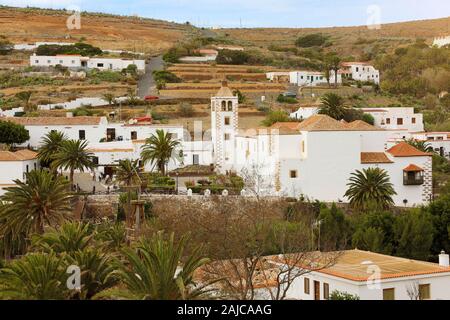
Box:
0;37;13;55
295;34;328;48
152;70;181;83
425;195;450;256
0;121;30;146
261;110;291;127
319;204;352;250
216;49;266;65
36;42;102;57
276;94;298;104
329;291;360;300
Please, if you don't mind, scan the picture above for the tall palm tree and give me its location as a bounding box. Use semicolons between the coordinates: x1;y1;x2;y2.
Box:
141;130;180;176
95;232;218;300
318;93;346;120
37;131;67;170
0;170;72;236
344;168;397;210
404;138;434;153
115;159;143;227
0;252;68;300
326;53;341;88
52;139;95;189
31;221;93;255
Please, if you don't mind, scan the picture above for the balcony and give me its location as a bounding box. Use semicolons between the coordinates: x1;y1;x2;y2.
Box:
403;177;424;186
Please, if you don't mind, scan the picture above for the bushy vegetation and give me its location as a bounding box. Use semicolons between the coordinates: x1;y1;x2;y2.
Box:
261;110;292;127
295;33;330;48
216;49;267;65
36;42;103;57
0;71;66;89
0;35;13;55
0;121;30;146
87;70;124;83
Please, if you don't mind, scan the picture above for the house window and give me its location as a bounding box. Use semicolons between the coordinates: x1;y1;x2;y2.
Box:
383;288;395;300
419;284;431;300
79;130;86;140
34;163;37;170
224;117;230;125
290;170;298;179
304;278;310;294
47;60;51;64
412;118;416;124
224;134;230;141
72;60;75;64
386;118;391;125
356;67;359;72
302;141;306;153
59;60;63;64
193;154;200;165
35;60;39;64
97;63;104;68
131;131;137;140
323;283;330;300
397;118;404;125
26;165;29;173
92;157;99;165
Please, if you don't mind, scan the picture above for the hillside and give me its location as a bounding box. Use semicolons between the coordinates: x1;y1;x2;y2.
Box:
218;17;450;57
0;6;194;55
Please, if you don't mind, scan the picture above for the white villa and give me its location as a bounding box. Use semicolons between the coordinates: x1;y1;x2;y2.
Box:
0;149;39;196
361;107;425;132
30;54;146;72
340;62;380;84
267;71;342;87
0;82;435;206
259;250;450;300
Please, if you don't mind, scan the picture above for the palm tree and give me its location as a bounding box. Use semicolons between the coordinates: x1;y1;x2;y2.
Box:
326;53;341;88
31;221;93;255
115;159;142;187
0;252;68;300
95;232;218;300
37;131;67;170
404;139;434;153
52;139;95;189
0;170;72;236
318;93;346;120
141;130;180;176
15;91;34;112
344;168;397;210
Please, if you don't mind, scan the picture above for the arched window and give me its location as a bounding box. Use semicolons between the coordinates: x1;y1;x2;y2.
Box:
227;101;233;111
221;101;226;111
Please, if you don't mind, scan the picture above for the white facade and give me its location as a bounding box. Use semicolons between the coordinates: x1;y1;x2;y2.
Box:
289;71;342;87
340;62;380;84
276;250;450;301
0;150;39;196
290;107;319;120
38;97;128;111
30;54;145;72
433;36;450;48
361;107;424;132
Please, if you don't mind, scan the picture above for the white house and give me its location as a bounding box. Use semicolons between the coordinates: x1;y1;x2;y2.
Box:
340;62;380;84
30;54;145;72
289;71;342;87
265;250;450;300
266;72;290;83
233;116;432;207
386;131;450;160
290;106;320;120
0;149;39;196
361;107;425;132
433;36;450;48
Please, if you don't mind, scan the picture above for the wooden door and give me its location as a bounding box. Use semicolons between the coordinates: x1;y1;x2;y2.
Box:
314;281;320;301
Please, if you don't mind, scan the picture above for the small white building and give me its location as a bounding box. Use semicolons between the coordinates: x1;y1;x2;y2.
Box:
433;36;450;48
289;71;342;87
290;106;319;120
0;149;39;196
30;54;145;72
340;62;380;84
269;250;450;300
361;107;424;132
266;72;290;83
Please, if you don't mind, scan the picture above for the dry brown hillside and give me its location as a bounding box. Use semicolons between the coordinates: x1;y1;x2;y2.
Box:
219;17;450;56
0;6;193;55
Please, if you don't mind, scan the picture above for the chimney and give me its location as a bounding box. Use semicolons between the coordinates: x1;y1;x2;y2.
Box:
439;251;450;267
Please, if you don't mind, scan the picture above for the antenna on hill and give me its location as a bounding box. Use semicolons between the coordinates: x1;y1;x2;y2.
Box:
240;18;242;28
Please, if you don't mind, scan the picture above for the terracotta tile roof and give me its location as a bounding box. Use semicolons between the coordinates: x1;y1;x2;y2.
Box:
341;62;372;67
404;164;424;172
345;120;383;131
0;149;38;161
88;148;134;153
361;152;393;164
296;115;348;131
3;117;103;126
387;142;432;157
275;249;450;282
271;122;303;130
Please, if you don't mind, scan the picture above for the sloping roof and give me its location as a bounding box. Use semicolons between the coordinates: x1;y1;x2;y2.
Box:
0;149;38;161
361;152;393;164
271;122;303;131
345;120;383;131
4;117;103;126
341;62;372;67
296;115;349;131
387;142;432;157
215;81;235;97
404;164;424;172
274;249;450;282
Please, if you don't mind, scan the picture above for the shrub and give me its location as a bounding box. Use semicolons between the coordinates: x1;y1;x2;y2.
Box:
0;121;30;146
295;34;328;48
262;110;291;127
178;103;194;117
152;70;181;83
277;94;297;104
329;291;360;300
36;42;102;57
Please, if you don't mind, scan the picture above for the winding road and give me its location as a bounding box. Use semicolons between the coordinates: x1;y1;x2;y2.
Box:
137;55;164;98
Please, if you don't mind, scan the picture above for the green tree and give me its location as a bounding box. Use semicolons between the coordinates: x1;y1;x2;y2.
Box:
0;253;68;300
141;130;180;176
37;130;67;170
424;195;450;256
329;290;360;300
352;227;386;253
115;159;143;225
31;222;93;255
233;89;246;104
0;36;13;55
0;170;72;236
52;139;95;189
15;91;34;112
318;93;346;120
344;168;397;210
319;204;352;250
95;232;217;300
261;110;291;127
394;210;435;260
0;121;30;147
295;33;327;48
